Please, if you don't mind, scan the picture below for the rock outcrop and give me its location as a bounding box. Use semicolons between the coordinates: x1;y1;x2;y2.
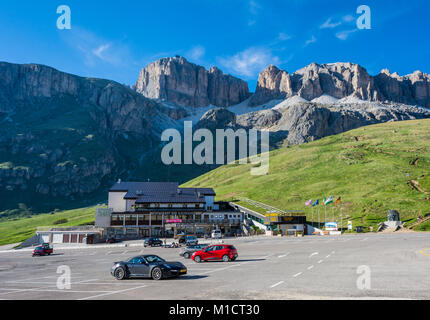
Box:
230;101;430;145
250;62;430;108
134;56;250;108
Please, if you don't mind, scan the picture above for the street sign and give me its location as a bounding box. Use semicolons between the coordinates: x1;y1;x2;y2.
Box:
325;222;338;231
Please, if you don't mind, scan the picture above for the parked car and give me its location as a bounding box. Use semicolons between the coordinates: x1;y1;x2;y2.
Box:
185;235;198;246
211;230;222;239
144;237;163;247
111;255;187;280
32;246;49;257
40;243;53;255
179;244;209;259
192;244;238;263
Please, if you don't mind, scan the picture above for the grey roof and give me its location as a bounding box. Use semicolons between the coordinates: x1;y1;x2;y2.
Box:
136;187;205;203
182;188;216;196
109;181;215;203
110;182;179;199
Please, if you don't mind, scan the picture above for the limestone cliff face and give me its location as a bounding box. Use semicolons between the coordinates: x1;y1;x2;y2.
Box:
134;56;250;107
250;62;430;107
0;62;166;201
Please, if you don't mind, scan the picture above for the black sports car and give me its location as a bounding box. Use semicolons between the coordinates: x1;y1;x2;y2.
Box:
111;255;187;280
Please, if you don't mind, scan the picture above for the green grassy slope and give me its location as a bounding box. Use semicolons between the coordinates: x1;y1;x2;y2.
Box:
0;206;98;246
183;119;430;232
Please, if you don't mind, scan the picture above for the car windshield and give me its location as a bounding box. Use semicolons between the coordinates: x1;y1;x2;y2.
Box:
145;255;165;263
35;247;43;250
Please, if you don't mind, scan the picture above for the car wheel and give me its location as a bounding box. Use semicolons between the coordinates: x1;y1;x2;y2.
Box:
194;255;202;263
152;267;163;280
114;267;126;280
222;255;231;262
184;252;190;259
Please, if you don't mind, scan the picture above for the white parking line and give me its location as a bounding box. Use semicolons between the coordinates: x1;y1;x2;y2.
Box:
318;260;323;264
78;285;147;300
293;272;302;278
307;265;314;270
309;252;319;258
278;253;289;258
325;254;331;258
0;279;99;296
270;281;284;288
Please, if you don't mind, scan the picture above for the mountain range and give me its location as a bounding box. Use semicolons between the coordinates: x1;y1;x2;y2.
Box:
0;56;429;214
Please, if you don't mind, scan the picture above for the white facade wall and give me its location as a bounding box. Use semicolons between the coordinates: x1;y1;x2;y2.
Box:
108;192;127;212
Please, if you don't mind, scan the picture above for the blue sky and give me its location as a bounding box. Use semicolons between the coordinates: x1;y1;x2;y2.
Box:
0;0;429;90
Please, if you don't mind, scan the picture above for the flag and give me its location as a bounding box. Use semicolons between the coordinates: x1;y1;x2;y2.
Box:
312;199;319;207
305;199;312;206
324;196;333;205
334;196;341;206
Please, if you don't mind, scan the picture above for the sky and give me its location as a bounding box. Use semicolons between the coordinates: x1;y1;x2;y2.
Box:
0;0;429;91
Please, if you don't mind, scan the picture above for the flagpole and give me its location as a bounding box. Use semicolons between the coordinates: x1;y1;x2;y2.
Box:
311;206;314;228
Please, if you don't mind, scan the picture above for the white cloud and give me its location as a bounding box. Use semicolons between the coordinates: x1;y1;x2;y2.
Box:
187;45;205;62
320;18;342;29
218;47;280;78
92;44;111;60
60;27;131;67
343;15;355;22
304;35;317;46
278;32;292;41
336;29;357;40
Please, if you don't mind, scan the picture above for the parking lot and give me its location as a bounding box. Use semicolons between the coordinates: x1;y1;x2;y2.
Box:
0;232;429;300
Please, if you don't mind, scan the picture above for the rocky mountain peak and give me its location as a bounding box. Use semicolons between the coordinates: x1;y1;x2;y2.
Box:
134;56;250;108
250;62;430;107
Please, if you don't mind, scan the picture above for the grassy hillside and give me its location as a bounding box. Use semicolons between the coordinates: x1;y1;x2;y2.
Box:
183;119;430;232
0;206;97;246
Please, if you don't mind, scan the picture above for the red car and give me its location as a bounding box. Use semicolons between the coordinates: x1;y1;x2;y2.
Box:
32;246;48;257
191;244;238;263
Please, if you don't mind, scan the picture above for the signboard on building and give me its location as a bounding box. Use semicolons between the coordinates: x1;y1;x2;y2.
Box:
166;219;183;224
325;222;338;231
347;221;353;230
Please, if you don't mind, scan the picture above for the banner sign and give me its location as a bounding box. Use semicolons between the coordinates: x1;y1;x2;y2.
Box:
348;221;353;230
325;222;338;231
166;219;182;223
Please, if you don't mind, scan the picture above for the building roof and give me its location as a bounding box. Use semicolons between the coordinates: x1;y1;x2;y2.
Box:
109;181;215;202
181;188;216;196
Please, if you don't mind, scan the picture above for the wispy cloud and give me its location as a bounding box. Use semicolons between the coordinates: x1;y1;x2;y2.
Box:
247;0;261;26
304;35;317;46
336;29;357;40
187;45;206;62
320;18;342;29
60;27;132;68
218;46;280;78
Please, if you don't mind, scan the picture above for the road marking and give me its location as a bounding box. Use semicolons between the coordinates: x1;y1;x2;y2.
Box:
0;279;99;296
360;238;369;241
325;254;331;258
278;253;289;258
318;260;323;264
78;285;147;300
293;272;302;278
270;281;284;288
419;248;430;257
307;265;314;270
309;252;319;258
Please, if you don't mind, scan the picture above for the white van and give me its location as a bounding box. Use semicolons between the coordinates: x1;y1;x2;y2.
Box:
211;230;222;239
